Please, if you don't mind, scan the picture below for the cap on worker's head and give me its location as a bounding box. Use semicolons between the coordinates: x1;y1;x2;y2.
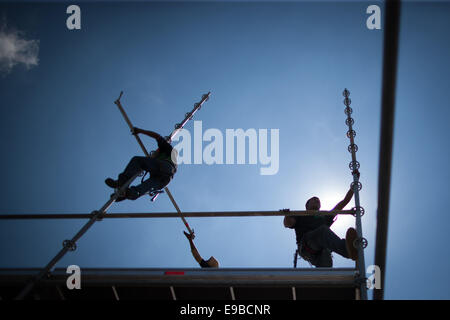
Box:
207;256;219;268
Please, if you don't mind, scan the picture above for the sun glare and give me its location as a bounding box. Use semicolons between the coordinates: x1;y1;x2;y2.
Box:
318;190;355;237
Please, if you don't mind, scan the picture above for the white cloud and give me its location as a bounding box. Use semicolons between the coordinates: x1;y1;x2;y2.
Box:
0;26;39;74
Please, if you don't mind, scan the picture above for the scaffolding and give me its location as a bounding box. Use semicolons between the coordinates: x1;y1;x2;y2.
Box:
0;0;400;301
1;86;369;301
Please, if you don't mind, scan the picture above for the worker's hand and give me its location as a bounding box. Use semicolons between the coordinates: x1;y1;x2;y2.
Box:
183;231;194;240
131;127;142;135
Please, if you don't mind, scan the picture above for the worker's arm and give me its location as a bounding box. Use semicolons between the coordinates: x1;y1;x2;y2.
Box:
132;127;161;140
331;188;354;212
183;231;203;264
284;215;296;229
330;171;360;212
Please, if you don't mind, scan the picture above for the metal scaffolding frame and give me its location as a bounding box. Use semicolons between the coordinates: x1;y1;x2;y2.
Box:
12;91;212;300
6;87;369;300
0;210;355;220
2;0;401;301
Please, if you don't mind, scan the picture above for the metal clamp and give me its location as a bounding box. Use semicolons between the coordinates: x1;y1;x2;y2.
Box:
353;237;368;249
63;240;77;251
149;189;164;202
346;129;356;139
351;206;365;217
355;276;369;287
91;210;104;221
345;117;354;126
343;88;350;98
351;181;362;191
343;97;352;107
348;143;358;153
349;160;360;171
344;107;353;116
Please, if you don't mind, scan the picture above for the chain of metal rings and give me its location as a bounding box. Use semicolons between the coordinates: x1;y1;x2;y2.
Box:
344;89;368;254
63;240;77;251
344;89;363;191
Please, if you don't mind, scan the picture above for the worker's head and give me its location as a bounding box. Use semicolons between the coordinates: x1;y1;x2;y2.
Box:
305;197;321;210
206;256;219;268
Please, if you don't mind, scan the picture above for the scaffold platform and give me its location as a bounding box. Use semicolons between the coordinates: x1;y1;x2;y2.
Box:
0;268;359;300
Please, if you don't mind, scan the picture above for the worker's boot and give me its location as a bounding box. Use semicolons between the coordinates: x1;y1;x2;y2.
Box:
345;228;358;261
111;189;128;202
112;187;138;202
105;178;119;189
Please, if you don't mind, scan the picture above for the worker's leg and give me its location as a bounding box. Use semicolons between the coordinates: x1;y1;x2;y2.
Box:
117;156;161;186
303;225;349;259
312;249;333;267
126;176;170;200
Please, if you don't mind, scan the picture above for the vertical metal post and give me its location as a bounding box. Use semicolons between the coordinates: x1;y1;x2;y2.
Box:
374;0;401;301
343;89;367;300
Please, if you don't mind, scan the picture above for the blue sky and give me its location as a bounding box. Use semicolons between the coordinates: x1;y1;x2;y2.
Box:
0;0;449;300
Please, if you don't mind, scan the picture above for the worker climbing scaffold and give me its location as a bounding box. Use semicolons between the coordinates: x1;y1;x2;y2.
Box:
13;91;211;300
104;127;178;202
284;178;359;268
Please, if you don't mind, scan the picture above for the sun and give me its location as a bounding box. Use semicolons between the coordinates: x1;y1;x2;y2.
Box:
317;190;355;237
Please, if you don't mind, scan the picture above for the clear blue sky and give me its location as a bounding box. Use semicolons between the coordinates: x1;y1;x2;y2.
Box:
1;0;449;300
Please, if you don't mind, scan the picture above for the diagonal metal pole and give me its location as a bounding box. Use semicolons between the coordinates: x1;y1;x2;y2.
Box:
14;175;138;300
114;91;211;237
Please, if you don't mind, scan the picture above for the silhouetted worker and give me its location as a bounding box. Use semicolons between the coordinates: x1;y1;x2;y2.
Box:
105;127;177;201
284;173;360;267
183;231;219;268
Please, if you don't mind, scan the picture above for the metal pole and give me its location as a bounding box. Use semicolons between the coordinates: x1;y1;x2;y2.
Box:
168;92;211;141
14;174;139;300
343;89;367;300
0;210;355;220
156;91;211;207
114;92;150;157
374;0;401;301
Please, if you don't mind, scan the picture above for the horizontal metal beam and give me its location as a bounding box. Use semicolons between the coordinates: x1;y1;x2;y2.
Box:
0;210;355;220
0;268;357;287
